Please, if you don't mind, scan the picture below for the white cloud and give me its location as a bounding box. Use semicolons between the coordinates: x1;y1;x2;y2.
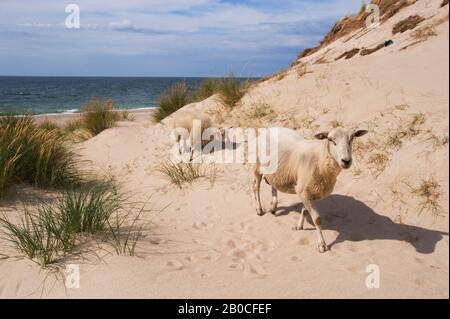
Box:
108;19;134;30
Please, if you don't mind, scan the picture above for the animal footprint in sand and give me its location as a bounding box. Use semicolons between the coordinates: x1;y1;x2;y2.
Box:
166;260;184;271
222;238;272;278
192;221;214;230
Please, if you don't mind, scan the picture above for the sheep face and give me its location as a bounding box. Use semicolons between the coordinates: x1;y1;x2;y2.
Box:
315;128;368;169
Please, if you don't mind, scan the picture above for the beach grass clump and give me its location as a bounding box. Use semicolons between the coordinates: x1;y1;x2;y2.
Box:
107;208;144;256
0;114;81;199
412;177;444;217
367;151;390;175
153;82;188;123
38;120;61;132
217;74;247;110
0;182;129;266
119;109;135;121
188;78;221;103
158;161;215;188
80;98;119;136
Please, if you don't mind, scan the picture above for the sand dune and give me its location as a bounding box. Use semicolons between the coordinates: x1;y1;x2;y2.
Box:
0;0;448;298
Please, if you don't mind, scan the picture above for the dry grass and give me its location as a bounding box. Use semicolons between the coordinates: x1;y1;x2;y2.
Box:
294;0;413;63
384;113;426;149
246;103;275;120
425;132;449;151
329;120;344;128
367;151;390;175
335;48;360;60
411;177;445;217
158;161;216;188
119;110;135;121
392;15;425;34
314;56;330;65
296;63;312;78
379;0;413;22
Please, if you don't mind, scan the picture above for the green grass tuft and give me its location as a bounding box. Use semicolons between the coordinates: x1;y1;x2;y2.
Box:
153;82;188;123
188;78;221;103
0;114;81;199
0;183;130;267
217;74;247;110
81;98;119;136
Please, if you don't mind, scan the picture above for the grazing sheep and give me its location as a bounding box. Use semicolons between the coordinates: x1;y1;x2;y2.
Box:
170;110;220;160
253;127;368;253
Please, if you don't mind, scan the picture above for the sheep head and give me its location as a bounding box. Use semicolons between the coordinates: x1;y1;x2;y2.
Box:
315;128;368;169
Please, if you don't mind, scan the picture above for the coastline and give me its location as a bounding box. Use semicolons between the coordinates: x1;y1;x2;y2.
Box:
33;107;156;125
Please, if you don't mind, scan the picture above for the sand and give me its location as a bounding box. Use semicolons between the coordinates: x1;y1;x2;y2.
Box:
0;0;448;298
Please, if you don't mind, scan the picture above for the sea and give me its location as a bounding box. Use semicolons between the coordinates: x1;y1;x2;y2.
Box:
0;76;240;115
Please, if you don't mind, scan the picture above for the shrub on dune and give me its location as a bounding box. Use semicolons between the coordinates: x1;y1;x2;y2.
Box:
81;98;119;136
153;82;188;123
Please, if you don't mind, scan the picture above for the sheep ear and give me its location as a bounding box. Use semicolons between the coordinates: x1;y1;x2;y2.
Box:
353;130;368;138
314;132;329;140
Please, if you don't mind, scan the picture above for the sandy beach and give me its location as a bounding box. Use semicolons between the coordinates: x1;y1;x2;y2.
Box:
0;0;448;299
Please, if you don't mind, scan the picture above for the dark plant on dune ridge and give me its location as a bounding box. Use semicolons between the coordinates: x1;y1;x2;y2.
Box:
152;82;188;123
80;98;119;136
292;0;414;66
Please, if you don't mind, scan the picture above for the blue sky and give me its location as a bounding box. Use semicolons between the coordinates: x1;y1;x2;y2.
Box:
0;0;362;77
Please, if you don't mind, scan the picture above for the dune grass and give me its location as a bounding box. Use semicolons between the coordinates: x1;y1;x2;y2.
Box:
0;182;141;266
188;78;221;103
0;114;80;199
217;74;247;110
80;98;119;136
412;177;444;217
158;161;216;188
153;82;188;123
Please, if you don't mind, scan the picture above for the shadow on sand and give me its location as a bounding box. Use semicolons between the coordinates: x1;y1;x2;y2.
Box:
275;194;448;254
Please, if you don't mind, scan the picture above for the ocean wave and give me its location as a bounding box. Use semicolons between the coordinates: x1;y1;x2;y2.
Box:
62;109;80;114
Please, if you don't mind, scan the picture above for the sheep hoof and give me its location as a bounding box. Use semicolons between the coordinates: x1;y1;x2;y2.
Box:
317;243;329;253
256;209;265;216
269;208;277;215
292;226;303;231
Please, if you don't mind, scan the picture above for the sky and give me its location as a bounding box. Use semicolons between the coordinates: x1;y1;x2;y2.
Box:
0;0;363;77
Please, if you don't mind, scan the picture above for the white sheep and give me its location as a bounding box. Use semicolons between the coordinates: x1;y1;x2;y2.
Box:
253;127;368;253
169;110;221;160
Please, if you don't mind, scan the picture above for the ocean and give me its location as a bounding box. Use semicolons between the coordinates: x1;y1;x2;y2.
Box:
0;76;230;115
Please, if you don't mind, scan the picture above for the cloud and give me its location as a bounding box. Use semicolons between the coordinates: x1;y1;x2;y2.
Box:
108;20;134;31
0;0;363;76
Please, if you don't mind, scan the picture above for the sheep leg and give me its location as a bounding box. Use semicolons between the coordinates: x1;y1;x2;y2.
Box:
301;198;329;253
269;187;278;214
253;172;264;216
170;130;182;155
293;207;308;230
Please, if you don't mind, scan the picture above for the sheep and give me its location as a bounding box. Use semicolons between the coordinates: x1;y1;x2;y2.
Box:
253;127;368;253
169;110;221;160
